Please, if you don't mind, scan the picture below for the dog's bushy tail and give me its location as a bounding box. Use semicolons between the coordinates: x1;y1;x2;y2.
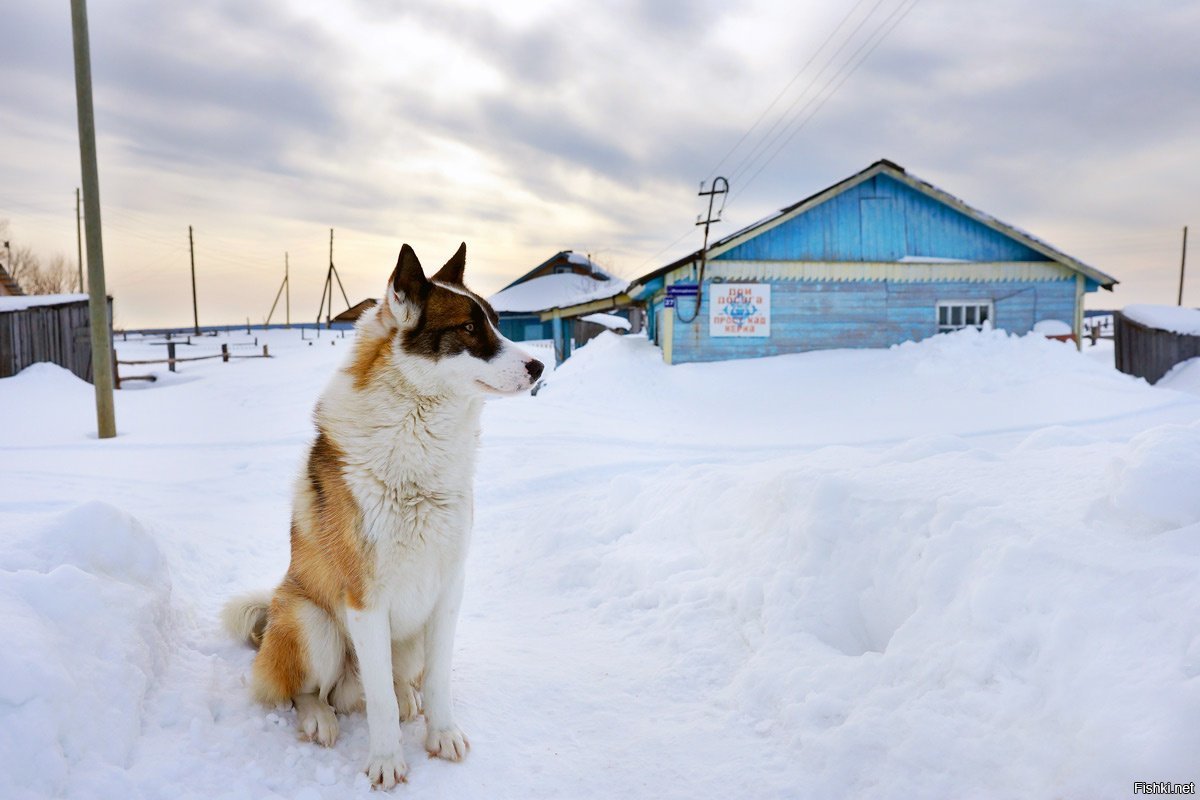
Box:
221;591;272;649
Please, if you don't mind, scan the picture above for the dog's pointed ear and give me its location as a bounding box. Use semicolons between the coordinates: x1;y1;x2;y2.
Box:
432;242;467;285
389;244;429;302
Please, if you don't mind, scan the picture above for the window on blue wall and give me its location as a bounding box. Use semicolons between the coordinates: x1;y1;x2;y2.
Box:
937;301;993;333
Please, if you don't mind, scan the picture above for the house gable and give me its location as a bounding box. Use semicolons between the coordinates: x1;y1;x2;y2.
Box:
715;173;1048;264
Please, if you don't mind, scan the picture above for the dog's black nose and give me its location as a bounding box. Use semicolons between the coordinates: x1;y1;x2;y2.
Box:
525;359;544;381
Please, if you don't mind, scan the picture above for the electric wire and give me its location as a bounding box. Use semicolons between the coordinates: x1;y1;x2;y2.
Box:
705;0;876;183
729;0;923;208
723;0;894;189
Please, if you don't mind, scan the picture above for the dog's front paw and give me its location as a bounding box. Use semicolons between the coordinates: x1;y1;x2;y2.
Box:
425;725;469;761
365;752;408;789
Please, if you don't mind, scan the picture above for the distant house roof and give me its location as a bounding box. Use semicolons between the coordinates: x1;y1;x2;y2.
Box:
0;264;24;296
490;272;629;314
0;292;88;313
490;251;627;314
333;298;378;323
498;250;621;292
631;159;1118;293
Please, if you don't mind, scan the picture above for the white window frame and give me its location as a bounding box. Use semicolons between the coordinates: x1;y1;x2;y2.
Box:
936;300;993;333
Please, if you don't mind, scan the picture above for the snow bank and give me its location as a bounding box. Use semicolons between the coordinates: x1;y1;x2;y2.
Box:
4;324;1200;798
1107;422;1200;530
1159;357;1200;396
0;363;97;446
523;423;1200;796
532;327;1171;448
1032;318;1072;336
0;502;172;799
1123;304;1200;336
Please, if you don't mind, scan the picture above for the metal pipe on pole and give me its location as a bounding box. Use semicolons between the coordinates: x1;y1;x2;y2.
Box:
75;187;84;293
189;225;200;335
69;0;116;439
1178;225;1189;306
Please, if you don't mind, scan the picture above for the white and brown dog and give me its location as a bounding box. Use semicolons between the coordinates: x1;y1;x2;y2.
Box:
223;243;542;788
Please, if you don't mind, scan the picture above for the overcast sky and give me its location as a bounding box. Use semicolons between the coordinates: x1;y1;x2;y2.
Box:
2;0;1197;328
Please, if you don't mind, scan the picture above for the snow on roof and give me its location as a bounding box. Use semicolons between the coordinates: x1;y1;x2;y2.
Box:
498;250;621;292
490;272;629;314
579;312;631;331
1123;304;1200;336
0;293;89;312
565;251;598;268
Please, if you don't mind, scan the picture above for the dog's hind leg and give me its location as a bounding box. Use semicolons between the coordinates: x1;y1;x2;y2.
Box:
392;634;424;721
252;588;348;747
293;600;348;746
294;691;339;747
329;653;364;714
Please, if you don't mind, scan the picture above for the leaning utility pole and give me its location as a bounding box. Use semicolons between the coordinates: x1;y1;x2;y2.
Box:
1178;225;1189;307
75;187;84;292
188;225;200;335
314;228;351;328
266;252;291;327
70;0;115;438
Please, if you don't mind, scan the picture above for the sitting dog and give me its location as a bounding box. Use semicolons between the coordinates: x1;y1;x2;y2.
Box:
223;243;542;788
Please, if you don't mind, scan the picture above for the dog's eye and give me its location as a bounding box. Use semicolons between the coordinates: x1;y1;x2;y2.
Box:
463;323;475;333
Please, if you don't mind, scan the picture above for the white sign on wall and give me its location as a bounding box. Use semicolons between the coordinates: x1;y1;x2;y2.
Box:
709;283;771;337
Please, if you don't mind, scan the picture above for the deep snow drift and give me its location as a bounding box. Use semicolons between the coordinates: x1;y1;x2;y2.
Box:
2;327;1199;799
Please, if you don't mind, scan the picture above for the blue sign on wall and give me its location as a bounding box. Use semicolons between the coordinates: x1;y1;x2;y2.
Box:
666;284;699;297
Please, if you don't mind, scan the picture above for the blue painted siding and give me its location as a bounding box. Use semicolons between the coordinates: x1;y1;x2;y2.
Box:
670;278;1077;364
498;315;552;341
716;175;1048;263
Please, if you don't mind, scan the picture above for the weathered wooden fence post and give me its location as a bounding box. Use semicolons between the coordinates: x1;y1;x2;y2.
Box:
167;341;176;372
221;343;229;362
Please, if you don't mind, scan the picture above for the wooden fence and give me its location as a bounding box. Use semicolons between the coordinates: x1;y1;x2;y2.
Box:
0;297;112;382
115;342;271;386
1114;310;1200;384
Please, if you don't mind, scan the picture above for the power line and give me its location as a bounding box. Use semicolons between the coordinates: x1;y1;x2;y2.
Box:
705;0;876;182
729;0;923;207
724;0;894;189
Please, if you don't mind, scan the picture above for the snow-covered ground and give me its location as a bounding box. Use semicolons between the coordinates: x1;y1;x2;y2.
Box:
2;326;1200;799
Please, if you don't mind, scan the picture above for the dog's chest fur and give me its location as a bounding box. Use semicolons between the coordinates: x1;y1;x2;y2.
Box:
318;371;483;636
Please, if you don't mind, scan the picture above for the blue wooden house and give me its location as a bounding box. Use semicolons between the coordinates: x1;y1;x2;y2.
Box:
543;160;1117;364
490;250;628;345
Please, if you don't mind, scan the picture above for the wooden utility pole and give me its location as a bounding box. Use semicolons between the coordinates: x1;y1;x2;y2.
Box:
189;225;199;334
314;228;351;328
676;176;729;324
1178;226;1189;306
266;252;291;327
70;0;116;438
75;187;84;292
